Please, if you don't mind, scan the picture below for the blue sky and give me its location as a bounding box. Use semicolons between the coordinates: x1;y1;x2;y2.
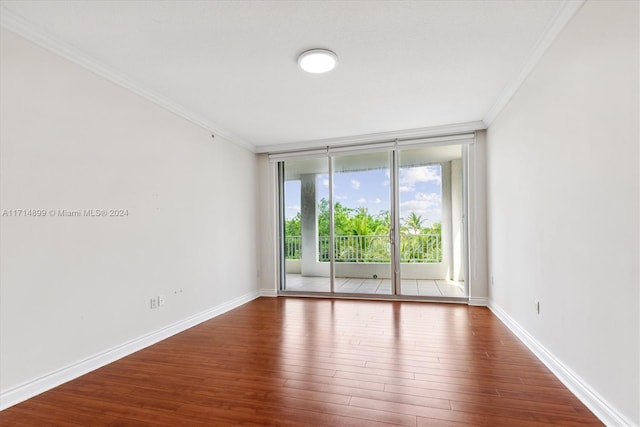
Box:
285;165;442;226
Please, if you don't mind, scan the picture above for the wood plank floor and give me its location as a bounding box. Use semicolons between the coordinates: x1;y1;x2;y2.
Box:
0;297;602;426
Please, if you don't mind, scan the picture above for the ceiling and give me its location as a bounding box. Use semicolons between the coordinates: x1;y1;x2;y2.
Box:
0;1;581;152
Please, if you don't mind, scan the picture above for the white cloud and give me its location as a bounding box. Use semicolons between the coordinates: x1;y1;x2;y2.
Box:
322;178;329;188
399;185;413;192
415;192;439;201
335;194;348;200
382;170;390;187
400;192;441;222
399;166;441;192
351;179;361;190
355;197;383;205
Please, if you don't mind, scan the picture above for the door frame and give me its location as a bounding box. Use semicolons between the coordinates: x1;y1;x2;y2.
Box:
273;135;473;302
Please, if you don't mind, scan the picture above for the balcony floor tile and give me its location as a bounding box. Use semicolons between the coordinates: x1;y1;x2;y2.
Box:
283;274;465;298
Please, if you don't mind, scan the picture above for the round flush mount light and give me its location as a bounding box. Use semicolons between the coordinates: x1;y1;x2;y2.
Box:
297;49;338;74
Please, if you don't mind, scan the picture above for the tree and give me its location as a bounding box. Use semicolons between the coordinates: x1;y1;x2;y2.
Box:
371;210;390;235
348;207;372;236
291;197;442;263
284;212;301;236
405;212;424;235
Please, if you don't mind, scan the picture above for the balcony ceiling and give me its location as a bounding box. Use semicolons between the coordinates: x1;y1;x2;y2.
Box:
1;1;575;151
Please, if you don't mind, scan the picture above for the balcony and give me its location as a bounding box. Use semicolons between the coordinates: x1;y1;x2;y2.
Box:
285;234;442;263
283;235;464;297
284;274;464;297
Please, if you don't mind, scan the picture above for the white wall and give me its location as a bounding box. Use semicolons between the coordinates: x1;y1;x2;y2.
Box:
257;154;278;296
451;159;463;281
486;1;639;425
468;131;489;305
0;29;259;401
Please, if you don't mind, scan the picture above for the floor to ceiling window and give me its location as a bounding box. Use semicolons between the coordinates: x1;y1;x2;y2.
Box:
332;151;393;295
397;144;466;297
276;135;471;300
280;156;331;292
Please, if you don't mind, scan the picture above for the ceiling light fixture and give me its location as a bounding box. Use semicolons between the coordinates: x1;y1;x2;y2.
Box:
298;49;338;74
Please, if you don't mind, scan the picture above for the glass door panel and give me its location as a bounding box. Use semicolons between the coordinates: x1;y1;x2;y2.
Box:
281;157;331;292
397;145;467;297
331;152;392;295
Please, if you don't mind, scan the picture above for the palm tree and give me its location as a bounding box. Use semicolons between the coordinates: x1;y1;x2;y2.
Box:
405;212;424;235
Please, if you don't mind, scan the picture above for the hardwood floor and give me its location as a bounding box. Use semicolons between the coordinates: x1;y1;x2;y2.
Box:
0;297;602;426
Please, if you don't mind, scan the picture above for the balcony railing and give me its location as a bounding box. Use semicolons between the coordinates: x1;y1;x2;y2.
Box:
284;235;302;260
285;234;441;263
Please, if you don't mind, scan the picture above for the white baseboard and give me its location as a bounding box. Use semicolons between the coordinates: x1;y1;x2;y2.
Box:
259;288;278;297
488;301;633;427
0;290;260;411
468;296;488;306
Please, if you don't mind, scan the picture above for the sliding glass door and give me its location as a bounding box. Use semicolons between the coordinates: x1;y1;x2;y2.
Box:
280;157;331;292
397;145;466;297
277;138;469;300
332;151;392;295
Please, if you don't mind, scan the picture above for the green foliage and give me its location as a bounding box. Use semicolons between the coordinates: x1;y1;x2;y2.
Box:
404;212;424;234
285;212;301;236
284;198;442;263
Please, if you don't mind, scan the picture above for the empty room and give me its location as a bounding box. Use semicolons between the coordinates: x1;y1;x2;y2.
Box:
0;1;638;426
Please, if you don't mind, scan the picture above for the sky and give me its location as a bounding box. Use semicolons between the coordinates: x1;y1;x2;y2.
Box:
284;165;442;226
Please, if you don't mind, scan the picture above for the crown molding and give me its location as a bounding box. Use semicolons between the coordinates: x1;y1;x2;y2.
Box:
482;0;586;127
0;7;256;152
257;120;486;154
1;0;582;153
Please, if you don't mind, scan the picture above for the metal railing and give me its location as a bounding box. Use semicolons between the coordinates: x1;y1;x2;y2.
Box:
284;235;301;260
285;234;441;263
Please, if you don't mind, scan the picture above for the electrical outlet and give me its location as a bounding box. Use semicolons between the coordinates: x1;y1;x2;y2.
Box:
158;295;165;306
150;298;157;309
